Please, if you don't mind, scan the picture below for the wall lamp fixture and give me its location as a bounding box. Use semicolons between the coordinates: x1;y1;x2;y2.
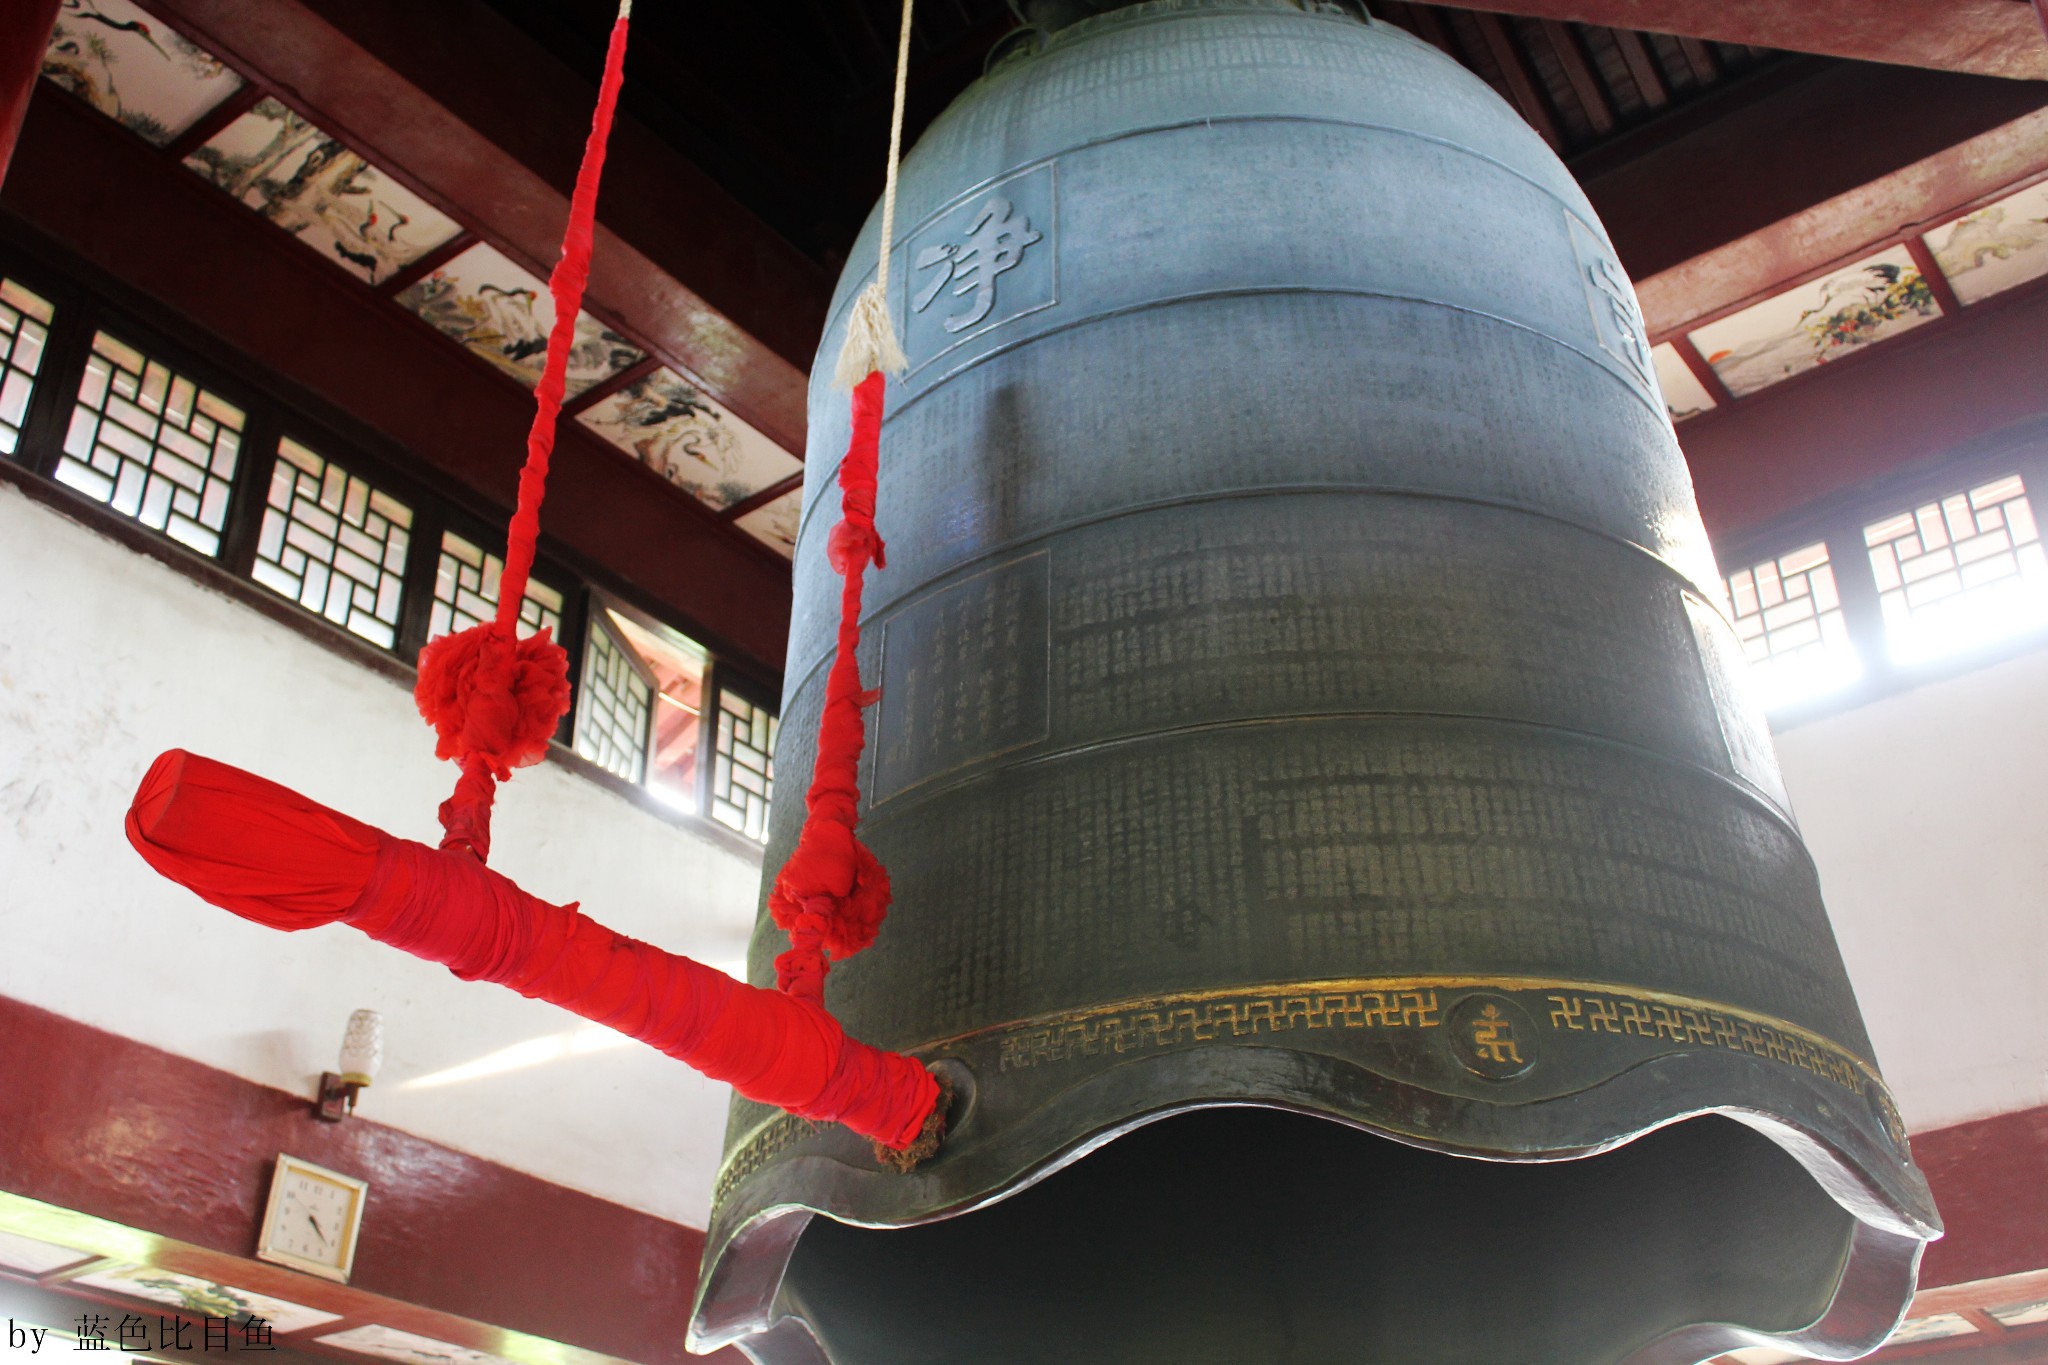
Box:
316;1009;383;1122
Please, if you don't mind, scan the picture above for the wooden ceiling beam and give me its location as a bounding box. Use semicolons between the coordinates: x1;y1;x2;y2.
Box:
1681;278;2048;542
1540;20;1616;136
137;0;823;457
1470;13;1564;150
1579;62;2048;301
1415;0;2048;81
1609;29;1669;111
4;89;795;674
1629;103;2048;337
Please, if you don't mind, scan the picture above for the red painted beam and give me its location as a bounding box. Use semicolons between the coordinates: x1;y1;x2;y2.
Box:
1581;62;2048;291
0;0;60;189
1635;108;2048;338
3;86;794;676
0;995;743;1365
1915;1105;2048;1290
138;0;820;458
1680;279;2048;543
1421;0;2048;81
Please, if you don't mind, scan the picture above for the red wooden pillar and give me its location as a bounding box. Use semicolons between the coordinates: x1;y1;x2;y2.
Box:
0;0;60;188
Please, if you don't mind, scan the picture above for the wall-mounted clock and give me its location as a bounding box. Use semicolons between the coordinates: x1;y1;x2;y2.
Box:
256;1155;367;1283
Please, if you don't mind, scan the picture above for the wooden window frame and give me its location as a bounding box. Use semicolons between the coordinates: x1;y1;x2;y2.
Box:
0;235;772;856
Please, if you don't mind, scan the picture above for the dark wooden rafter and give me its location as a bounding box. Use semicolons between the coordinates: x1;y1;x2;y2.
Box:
1366;3;1775;159
1416;0;2048;80
1377;0;1461;57
1469;11;1563;149
1538;19;1615;136
1672;34;1720;86
1583;63;2048;302
1609;28;1669;110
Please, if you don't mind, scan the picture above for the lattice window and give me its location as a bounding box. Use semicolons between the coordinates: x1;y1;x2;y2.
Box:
428;530;563;640
1724;540;1860;707
250;437;413;648
574;619;654;784
599;607;709;814
57;332;243;554
0;279;54;456
1865;474;2048;664
710;685;777;841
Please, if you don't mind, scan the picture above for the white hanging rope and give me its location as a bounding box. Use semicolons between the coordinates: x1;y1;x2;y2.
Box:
834;0;916;388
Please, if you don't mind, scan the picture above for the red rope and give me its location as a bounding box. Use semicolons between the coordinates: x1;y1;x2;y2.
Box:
413;13;632;863
767;372;893;1003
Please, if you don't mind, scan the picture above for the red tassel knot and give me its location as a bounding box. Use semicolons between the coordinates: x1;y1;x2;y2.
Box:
414;624;572;859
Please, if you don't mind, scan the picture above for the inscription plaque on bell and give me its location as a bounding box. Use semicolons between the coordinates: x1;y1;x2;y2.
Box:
871;551;1051;805
900;162;1057;373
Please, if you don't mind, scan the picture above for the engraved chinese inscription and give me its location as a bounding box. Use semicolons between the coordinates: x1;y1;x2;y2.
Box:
1567;212;1654;389
901;163;1056;368
872;552;1050;804
913;197;1042;333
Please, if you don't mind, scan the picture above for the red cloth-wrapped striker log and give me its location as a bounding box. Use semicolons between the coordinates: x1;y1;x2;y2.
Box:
125;750;940;1150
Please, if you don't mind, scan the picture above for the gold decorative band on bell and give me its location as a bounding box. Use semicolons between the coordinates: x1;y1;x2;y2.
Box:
713;974;1905;1207
955;974;1880;1090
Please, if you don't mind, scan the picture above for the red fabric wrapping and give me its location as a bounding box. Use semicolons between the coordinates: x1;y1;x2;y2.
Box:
126;751;940;1148
126;750;381;926
767;372;893;1003
411;13;629;861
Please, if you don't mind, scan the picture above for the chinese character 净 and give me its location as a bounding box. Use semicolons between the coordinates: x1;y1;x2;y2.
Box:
913;197;1042;334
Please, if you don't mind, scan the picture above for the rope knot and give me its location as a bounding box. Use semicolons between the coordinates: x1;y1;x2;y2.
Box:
769;824;893;1001
828;518;887;575
415;624;573;778
415;624;572;859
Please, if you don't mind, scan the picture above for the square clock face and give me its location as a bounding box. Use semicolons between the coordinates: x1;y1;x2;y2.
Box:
257;1155;368;1283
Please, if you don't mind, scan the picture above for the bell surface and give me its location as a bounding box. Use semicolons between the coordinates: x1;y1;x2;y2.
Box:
690;3;1941;1361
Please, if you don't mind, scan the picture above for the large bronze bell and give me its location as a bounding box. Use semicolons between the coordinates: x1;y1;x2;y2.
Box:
688;2;1940;1360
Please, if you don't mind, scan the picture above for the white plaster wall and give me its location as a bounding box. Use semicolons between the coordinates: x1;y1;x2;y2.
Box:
0;483;763;1228
1774;645;2048;1136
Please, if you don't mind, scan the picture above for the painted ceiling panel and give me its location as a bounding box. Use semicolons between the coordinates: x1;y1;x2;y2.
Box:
395;242;643;397
1688;245;1941;397
1929;178;2048;307
734;486;802;559
70;1263;342;1333
576;367;801;513
184;98;463;286
40;0;243;146
1650;341;1715;421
